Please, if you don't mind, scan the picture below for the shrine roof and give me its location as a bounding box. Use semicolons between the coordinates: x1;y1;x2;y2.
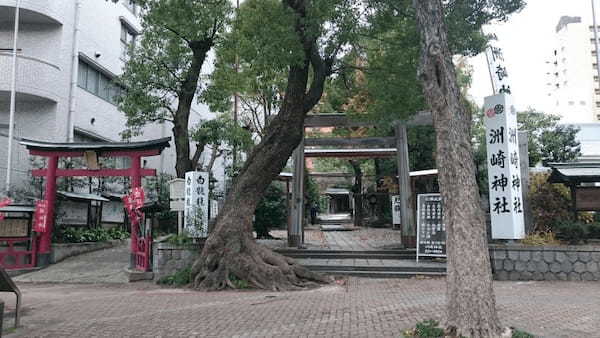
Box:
58;191;110;202
0;205;35;213
20;137;171;153
547;163;600;184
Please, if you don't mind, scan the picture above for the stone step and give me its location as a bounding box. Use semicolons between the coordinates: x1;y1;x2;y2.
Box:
309;270;446;278
283;253;416;260
305;265;446;273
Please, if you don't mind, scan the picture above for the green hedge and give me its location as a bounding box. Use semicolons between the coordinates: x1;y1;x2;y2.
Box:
53;227;130;243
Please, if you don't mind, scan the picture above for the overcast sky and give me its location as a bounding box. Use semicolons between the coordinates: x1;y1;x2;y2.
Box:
468;0;594;115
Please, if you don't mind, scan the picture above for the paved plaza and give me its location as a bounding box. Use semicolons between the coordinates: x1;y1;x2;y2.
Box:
2;278;600;337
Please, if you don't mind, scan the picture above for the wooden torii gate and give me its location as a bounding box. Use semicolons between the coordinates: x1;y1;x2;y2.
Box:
288;112;433;247
20;137;171;270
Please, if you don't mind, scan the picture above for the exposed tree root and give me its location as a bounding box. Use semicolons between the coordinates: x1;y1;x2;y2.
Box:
191;238;331;291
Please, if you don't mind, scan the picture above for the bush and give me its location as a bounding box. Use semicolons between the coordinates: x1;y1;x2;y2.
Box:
554;222;588;244
166;234;194;246
53;227;129;243
520;232;560;246
157;267;192;286
403;320;444;337
588;223;600;239
254;183;287;239
529;173;572;232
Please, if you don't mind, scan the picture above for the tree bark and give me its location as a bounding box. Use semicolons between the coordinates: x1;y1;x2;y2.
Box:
191;0;332;291
413;1;504;337
173;41;212;178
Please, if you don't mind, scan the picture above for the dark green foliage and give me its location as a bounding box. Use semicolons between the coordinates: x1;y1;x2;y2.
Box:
529;173;573;233
408;126;437;171
403;319;445;337
554;222;588;245
166;234;194;246
517;110;581;166
253;184;287;239
53;227;129;244
229;274;250;289
511;329;534;338
539;125;581;166
144;173;177;235
588;223;600;239
158;267;192;286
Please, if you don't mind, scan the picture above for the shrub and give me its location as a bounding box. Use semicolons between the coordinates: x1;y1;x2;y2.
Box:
53;227;130;243
554;222;588;244
520;232;560;246
588;223;600;239
253;183;287;239
403;320;444;337
529;173;572;232
511;329;534;338
166;234;194;246
157;267;192;286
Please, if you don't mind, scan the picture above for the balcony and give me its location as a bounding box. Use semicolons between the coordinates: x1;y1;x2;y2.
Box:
0;53;61;103
0;0;64;26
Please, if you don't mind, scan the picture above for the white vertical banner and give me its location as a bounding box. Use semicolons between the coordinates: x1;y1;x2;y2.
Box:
484;93;525;239
391;195;402;225
485;45;511;95
184;171;209;238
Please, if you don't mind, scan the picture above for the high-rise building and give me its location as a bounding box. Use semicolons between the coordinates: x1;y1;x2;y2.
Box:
0;0;223;194
548;15;600;123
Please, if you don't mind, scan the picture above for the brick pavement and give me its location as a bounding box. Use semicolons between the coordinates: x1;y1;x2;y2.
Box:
3;278;600;337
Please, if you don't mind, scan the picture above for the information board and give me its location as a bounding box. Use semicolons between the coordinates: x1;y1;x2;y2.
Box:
391;195;401;225
416;193;446;262
184;171;209;238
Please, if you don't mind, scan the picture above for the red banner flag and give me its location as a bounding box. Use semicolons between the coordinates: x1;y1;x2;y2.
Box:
123;188;145;227
33;200;49;233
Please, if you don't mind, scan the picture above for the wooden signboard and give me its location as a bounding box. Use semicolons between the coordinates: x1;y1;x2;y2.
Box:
575;187;600;211
0;219;29;238
416;193;446;262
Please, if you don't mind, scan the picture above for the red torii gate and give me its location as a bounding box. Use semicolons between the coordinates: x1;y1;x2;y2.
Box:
20;137;171;270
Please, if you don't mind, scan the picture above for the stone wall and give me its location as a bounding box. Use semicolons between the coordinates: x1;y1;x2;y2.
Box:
152;241;203;282
490;244;600;281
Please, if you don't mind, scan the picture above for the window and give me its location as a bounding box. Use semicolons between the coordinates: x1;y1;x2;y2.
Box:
123;0;138;16
593;50;598;56
596;101;600;108
120;23;137;61
78;58;122;105
597;114;600;121
568;101;575;106
581;101;587;106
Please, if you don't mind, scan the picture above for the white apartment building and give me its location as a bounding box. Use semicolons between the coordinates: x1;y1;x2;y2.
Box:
548;13;600;123
0;0;225;195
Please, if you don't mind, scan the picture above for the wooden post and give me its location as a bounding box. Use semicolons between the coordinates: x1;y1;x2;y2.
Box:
394;123;414;245
518;131;533;234
290;139;305;248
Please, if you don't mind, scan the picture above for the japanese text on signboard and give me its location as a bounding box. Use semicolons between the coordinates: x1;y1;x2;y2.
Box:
416;194;446;260
184;171;210;238
484;94;525;239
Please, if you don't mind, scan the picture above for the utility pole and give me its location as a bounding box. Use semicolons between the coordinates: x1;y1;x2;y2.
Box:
5;0;21;196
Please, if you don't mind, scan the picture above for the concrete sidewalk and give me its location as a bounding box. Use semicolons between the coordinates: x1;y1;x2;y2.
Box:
4;278;599;337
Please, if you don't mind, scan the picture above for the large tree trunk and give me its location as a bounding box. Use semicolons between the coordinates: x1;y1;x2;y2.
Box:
191;0;332;291
173;41;212;178
413;1;504;337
